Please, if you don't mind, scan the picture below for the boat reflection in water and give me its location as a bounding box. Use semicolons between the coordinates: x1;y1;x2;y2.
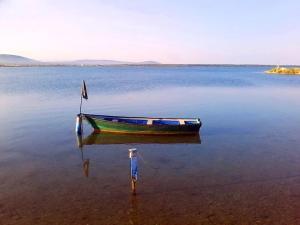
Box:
75;131;201;182
77;131;201;146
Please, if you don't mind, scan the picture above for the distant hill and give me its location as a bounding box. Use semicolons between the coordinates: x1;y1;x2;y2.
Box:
0;54;40;65
68;59;132;65
59;59;160;66
137;61;159;65
0;54;160;66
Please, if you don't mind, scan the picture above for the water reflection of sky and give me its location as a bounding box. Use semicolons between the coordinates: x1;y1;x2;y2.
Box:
1;85;300;137
2;66;300;96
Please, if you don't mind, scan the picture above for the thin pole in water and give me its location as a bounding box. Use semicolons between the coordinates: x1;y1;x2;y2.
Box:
129;148;138;195
79;94;83;115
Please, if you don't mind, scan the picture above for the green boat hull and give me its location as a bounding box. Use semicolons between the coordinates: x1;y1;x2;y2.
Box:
78;132;201;145
82;114;201;135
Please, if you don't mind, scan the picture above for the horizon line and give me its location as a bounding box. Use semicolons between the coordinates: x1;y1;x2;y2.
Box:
0;54;299;67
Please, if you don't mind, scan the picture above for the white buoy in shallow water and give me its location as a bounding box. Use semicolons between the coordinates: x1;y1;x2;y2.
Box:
75;114;83;135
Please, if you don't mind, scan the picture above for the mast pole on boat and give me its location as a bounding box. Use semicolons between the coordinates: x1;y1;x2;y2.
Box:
76;81;85;135
79;94;83;115
79;80;88;116
76;96;83;135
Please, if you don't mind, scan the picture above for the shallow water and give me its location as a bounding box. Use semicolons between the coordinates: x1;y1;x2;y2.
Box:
1;66;300;224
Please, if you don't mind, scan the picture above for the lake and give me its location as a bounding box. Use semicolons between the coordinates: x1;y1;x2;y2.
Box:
1;65;300;224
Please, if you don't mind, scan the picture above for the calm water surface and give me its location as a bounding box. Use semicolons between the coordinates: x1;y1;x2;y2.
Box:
1;66;300;224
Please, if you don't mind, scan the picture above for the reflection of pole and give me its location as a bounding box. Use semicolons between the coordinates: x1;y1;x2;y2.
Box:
80;148;90;178
129;148;138;195
76;133;89;178
128;194;138;225
83;158;90;178
76;133;83;148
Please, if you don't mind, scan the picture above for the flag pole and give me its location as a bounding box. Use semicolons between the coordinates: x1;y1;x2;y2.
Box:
79;94;83;115
76;81;84;135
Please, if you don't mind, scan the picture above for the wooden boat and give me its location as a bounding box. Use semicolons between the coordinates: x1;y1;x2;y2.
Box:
80;113;201;135
77;131;201;145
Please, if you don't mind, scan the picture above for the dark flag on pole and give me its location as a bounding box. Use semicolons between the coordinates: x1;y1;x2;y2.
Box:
81;80;88;100
77;80;88;132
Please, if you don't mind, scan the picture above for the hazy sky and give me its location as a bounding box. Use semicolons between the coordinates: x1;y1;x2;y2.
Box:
0;0;299;64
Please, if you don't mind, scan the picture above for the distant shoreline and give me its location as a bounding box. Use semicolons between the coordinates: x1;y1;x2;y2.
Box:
1;54;299;68
1;64;300;68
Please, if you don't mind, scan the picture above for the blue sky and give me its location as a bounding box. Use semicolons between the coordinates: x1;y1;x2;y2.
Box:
0;0;299;64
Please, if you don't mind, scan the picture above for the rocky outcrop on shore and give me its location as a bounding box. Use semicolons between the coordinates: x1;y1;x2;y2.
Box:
265;66;300;75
